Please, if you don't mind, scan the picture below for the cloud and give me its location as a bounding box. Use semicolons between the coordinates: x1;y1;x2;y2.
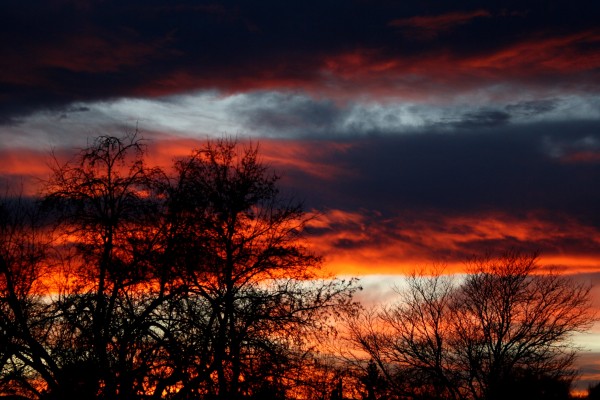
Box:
460;30;600;75
231;92;342;135
542;135;600;164
305;208;600;275
389;9;491;38
505;99;558;116
272;126;600;230
448;109;511;129
2;1;600;122
1;131;599;277
2;93;599;229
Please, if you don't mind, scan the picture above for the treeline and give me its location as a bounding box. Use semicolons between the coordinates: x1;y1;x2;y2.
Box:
0;134;595;400
344;254;593;400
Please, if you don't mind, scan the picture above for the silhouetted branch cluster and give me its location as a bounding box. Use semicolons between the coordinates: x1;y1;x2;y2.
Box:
0;133;358;400
0;133;596;400
346;252;594;400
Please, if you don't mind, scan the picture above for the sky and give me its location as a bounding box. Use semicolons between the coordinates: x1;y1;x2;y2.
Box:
1;0;600;386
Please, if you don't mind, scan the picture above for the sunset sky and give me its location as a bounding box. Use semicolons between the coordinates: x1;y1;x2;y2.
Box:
1;0;600;386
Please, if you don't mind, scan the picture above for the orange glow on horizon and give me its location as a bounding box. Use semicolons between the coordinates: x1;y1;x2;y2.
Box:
309;208;600;276
321;256;600;277
2;140;599;280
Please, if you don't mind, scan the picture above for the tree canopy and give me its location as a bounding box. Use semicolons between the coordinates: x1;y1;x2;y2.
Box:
0;133;596;400
0;134;358;399
347;252;594;400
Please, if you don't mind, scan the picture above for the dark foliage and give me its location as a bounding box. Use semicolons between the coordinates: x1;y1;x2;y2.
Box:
589;381;600;400
0;134;594;399
348;252;594;400
0;134;358;399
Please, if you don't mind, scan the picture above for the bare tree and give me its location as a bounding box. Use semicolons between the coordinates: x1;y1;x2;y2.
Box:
348;252;594;400
0;134;358;399
454;252;592;400
43;132;174;398
163;139;359;399
0;192;66;399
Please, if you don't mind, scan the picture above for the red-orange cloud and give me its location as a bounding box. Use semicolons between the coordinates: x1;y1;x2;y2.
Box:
463;31;600;75
74;29;600;103
319;29;600;100
307;209;600;276
3;138;599;278
115;28;600;103
389;10;491;33
0;137;355;195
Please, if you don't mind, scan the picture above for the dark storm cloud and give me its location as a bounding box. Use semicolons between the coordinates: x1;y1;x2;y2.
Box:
388;9;492;40
278;121;600;226
198;92;595;139
304;206;600;266
505;99;558;116
447;109;511;129
2;0;600;122
233;92;342;135
274;120;600;263
389;9;491;31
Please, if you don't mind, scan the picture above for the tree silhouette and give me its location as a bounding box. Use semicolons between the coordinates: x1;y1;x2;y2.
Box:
162;139;358;399
43;132;170;398
358;360;387;400
588;381;600;399
348;251;594;400
0;195;56;398
0;134;358;399
330;376;343;400
0;134;596;400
